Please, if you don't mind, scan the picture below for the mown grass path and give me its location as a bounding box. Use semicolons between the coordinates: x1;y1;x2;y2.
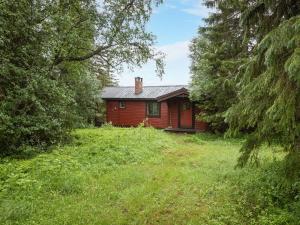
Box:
116;134;243;225
0;128;291;225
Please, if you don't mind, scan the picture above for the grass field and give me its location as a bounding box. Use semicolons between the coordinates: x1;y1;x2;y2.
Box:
0;127;299;225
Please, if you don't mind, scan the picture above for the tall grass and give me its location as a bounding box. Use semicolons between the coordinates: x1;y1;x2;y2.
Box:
0;127;173;224
0;127;299;225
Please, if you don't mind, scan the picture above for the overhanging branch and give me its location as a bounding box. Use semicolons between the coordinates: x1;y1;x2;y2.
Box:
54;0;136;65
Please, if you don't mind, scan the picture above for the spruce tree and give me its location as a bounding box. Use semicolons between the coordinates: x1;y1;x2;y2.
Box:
190;0;247;132
226;1;300;175
191;0;300;174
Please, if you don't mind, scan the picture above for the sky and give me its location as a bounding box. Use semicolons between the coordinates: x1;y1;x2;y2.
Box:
117;0;211;86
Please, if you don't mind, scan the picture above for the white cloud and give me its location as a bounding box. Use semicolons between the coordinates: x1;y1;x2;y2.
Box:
182;7;208;17
181;0;213;18
165;3;177;9
158;41;190;62
118;41;192;86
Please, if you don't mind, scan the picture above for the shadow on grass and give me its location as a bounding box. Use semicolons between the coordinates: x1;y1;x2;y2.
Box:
0;134;76;161
171;132;244;145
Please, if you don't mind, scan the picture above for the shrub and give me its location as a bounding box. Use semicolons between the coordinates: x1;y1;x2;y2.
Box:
229;160;300;225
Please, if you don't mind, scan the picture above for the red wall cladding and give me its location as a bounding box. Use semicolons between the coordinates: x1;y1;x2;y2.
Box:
168;100;179;128
168;100;208;131
106;100;208;131
194;107;208;131
106;100;169;128
147;101;169;128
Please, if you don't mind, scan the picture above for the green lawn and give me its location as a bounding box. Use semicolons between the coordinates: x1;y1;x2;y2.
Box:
0;127;299;225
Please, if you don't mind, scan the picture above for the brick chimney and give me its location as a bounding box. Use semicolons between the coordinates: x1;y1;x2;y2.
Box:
135;77;143;94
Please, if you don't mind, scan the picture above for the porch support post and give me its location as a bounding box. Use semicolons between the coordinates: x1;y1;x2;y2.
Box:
167;101;171;128
192;102;195;129
177;102;180;128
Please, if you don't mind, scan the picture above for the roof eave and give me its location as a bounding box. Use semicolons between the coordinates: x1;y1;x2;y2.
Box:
156;88;189;102
101;97;157;101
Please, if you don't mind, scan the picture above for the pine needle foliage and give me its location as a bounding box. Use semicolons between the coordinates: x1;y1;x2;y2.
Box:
190;0;248;132
227;15;300;172
191;0;300;172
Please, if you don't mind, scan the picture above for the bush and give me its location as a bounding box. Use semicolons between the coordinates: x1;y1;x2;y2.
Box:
229;160;300;225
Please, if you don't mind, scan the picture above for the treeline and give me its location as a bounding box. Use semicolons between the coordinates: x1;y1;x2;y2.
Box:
190;0;300;170
0;0;164;154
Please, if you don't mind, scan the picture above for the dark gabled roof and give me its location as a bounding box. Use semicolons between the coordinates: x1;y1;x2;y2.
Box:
101;85;189;100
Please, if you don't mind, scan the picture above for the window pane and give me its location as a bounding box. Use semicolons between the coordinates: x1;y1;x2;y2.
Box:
147;102;159;116
119;101;125;108
148;104;152;114
182;102;190;110
153;103;158;114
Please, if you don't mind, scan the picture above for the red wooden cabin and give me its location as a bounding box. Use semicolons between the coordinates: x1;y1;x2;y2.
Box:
101;77;208;132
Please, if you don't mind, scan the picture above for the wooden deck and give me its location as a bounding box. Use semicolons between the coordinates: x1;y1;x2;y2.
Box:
164;128;197;133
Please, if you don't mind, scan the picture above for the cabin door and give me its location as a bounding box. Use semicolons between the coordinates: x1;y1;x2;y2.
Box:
179;101;193;128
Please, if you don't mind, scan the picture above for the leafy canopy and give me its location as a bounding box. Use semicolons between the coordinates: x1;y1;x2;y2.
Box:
0;0;164;154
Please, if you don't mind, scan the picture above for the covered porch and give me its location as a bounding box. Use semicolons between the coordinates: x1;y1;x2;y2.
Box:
157;87;207;132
